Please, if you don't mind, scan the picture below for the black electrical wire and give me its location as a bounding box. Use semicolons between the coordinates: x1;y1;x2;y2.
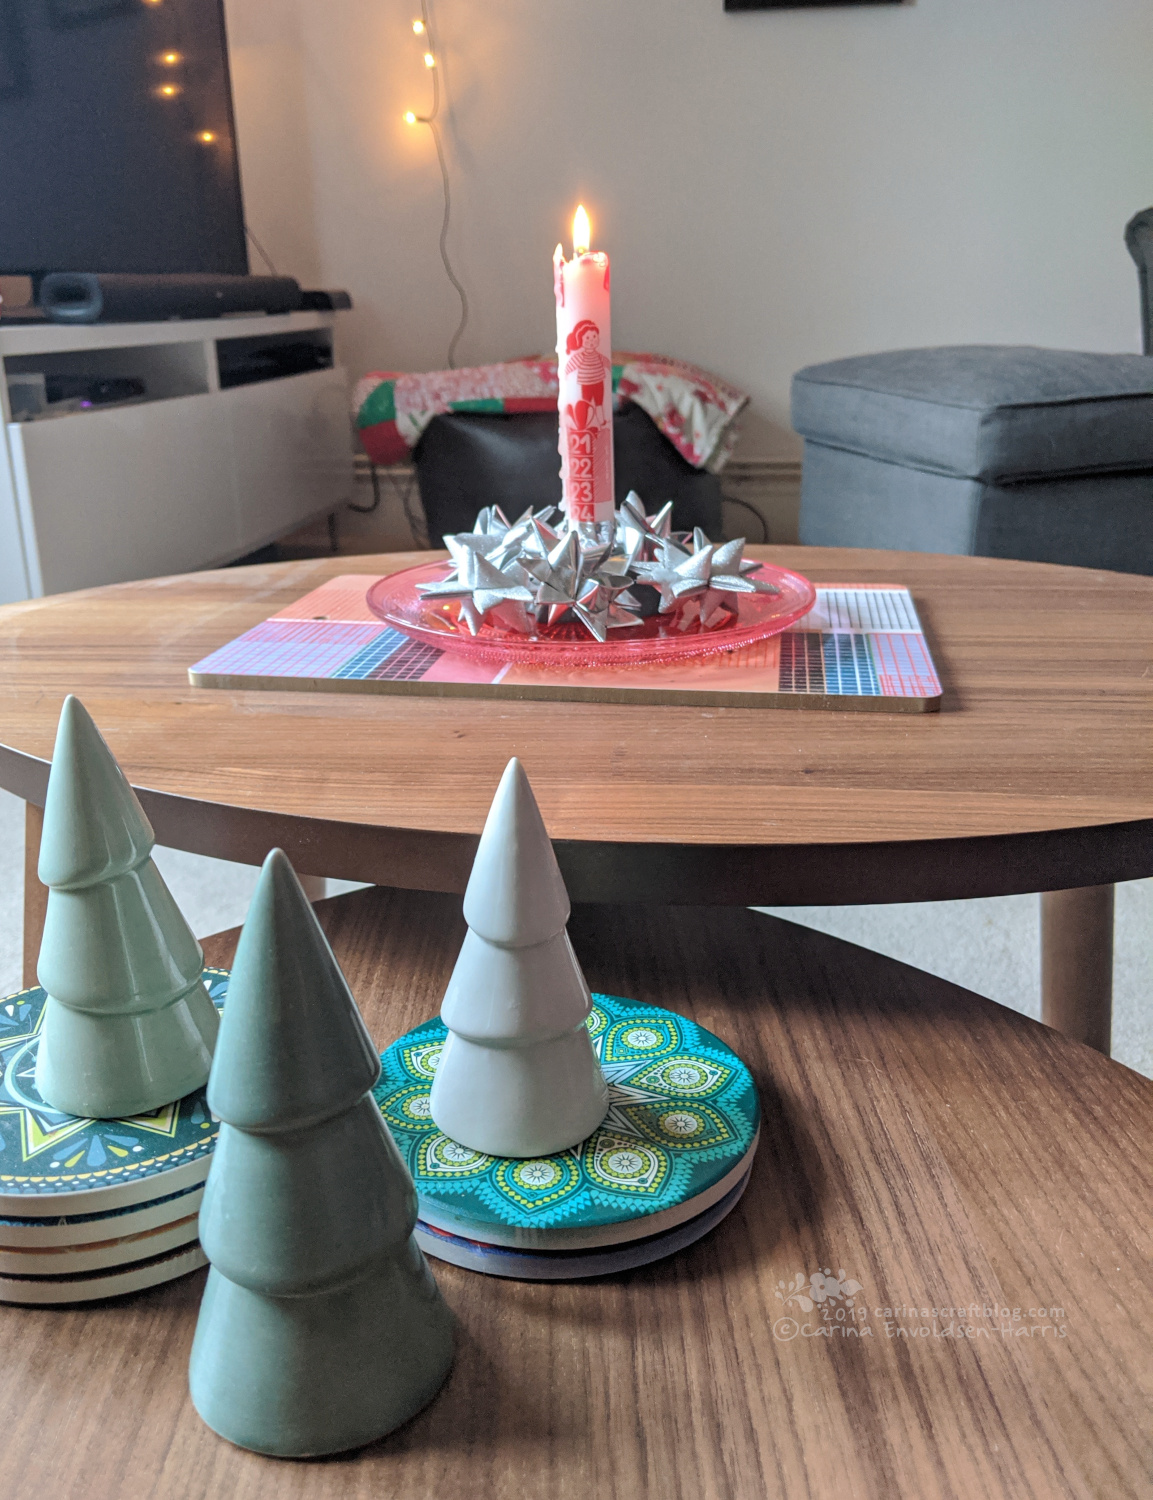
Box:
347;462;382;515
401;472;430;546
349;463;429;548
722;494;769;544
245;225;279;277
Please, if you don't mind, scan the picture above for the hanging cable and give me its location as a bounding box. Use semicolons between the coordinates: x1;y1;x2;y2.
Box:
721;494;769;544
399;468;429;546
349;463;428;547
405;2;469;368
245;225;279;277
348;462;382;515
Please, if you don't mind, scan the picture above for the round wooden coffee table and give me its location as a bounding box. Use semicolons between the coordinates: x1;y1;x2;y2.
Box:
1;891;1149;1498
1;547;1151;1049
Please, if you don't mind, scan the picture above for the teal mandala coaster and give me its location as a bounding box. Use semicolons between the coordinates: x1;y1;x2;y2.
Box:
375;994;760;1250
0;969;228;1216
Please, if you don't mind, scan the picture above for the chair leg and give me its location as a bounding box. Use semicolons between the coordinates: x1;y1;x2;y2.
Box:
1040;886;1114;1055
23;804;47;988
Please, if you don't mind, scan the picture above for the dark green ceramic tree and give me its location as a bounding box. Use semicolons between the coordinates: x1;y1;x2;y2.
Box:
34;695;219;1118
189;849;454;1457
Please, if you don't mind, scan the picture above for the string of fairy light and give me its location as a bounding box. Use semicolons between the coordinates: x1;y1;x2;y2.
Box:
403;4;469;368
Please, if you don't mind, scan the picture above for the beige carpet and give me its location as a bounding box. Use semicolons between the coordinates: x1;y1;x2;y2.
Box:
1;788;1148;1078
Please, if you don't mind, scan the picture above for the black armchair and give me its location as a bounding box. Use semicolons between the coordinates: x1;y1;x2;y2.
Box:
411;403;725;542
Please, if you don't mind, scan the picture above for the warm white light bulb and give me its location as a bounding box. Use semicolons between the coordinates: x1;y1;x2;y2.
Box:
423;51;435;68
404;110;418;125
412;18;425;33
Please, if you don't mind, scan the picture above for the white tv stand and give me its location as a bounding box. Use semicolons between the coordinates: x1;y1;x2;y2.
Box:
0;310;353;603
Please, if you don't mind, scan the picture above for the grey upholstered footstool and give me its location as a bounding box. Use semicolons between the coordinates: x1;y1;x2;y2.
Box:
792;346;1153;575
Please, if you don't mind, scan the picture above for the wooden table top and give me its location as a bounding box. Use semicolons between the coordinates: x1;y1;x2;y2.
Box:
0;548;1151;904
1;889;1149;1500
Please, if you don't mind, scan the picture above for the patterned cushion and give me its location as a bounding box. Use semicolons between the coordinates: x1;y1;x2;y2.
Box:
355;353;748;474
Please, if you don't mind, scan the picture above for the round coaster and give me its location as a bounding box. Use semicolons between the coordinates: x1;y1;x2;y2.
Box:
0;1211;200;1275
0;1241;207;1306
414;1166;751;1281
0;970;228;1216
375;993;760;1251
0;1182;204;1248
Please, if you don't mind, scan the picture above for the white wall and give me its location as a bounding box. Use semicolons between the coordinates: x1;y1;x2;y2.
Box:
225;0;1153;460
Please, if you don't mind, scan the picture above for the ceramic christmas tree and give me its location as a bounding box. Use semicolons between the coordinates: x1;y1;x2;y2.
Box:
34;695;219;1119
429;757;609;1158
189;849;454;1457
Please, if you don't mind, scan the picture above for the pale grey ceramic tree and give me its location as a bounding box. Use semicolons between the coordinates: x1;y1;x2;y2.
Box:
429;757;608;1158
189;849;454;1457
34;695;219;1118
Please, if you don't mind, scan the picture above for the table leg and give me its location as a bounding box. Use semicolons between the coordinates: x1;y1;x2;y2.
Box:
1040;885;1114;1055
23;804;47;988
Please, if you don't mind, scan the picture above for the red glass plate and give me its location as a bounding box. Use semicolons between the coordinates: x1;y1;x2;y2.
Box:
365;559;817;668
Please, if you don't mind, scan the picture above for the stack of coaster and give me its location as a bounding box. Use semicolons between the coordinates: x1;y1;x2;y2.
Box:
0;970;227;1304
375;993;760;1280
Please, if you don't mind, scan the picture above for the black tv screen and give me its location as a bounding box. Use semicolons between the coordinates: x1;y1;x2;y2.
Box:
0;0;247;276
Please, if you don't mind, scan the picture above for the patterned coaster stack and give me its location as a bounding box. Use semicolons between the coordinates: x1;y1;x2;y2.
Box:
0;970;228;1304
376;991;759;1280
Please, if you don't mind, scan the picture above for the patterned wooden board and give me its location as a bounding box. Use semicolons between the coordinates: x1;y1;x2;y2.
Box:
189;576;942;712
376;993;761;1250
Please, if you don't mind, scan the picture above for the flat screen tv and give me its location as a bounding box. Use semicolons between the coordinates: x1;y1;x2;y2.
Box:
0;0;247;277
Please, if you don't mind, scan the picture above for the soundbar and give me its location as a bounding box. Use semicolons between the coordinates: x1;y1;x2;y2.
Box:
38;272;303;324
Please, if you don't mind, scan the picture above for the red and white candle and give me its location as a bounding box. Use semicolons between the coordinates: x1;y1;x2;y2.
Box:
553;205;614;526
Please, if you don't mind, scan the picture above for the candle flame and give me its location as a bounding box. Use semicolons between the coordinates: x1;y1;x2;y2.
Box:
572;205;590;257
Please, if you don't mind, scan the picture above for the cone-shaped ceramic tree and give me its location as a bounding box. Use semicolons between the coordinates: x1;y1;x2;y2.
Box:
189;849;454;1457
34;695;219;1118
429;757;609;1158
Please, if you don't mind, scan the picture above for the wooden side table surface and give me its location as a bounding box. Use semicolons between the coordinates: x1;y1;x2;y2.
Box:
1;890;1148;1500
3;546;1151;1049
0;548;1150;905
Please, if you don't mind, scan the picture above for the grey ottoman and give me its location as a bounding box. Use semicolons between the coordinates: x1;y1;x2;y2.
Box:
792;347;1153;574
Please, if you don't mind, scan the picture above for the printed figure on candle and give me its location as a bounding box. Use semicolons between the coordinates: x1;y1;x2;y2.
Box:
565;319;610;426
554;205;615;527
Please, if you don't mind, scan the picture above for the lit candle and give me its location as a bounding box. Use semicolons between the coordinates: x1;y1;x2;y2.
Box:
553;205;614;530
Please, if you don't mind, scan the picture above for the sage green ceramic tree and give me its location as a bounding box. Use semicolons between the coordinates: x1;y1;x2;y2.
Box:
429;757;608;1158
34;695;219;1118
189;848;454;1457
